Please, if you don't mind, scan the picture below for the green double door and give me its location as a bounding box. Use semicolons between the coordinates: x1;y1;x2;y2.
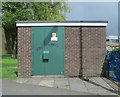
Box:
32;26;64;75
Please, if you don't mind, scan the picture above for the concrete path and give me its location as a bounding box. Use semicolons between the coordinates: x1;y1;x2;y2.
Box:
14;77;119;95
2;79;91;95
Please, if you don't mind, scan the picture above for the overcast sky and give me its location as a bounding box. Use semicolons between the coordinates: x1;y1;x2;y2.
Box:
66;2;118;36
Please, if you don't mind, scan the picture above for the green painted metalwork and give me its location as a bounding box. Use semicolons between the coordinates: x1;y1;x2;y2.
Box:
43;51;49;59
32;26;64;75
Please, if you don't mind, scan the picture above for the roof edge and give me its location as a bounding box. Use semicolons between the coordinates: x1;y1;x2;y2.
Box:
16;21;108;27
16;20;108;23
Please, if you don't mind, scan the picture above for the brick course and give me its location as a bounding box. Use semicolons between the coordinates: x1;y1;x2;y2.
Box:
18;27;31;77
64;27;81;77
81;27;106;77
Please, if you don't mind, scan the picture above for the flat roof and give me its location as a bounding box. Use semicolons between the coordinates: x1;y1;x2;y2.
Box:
16;21;108;27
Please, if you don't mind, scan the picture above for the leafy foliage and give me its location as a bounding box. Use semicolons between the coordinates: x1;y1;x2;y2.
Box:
113;47;120;51
2;2;70;54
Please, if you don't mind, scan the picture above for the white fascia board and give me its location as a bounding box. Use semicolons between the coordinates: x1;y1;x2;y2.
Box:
16;22;108;27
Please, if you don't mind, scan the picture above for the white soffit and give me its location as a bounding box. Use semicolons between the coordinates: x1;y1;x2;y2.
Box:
16;22;108;27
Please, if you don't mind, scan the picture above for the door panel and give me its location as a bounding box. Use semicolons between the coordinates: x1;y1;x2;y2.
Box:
32;26;64;75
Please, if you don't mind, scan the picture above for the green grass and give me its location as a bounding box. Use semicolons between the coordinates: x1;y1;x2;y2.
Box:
0;68;17;78
0;54;18;79
1;55;17;67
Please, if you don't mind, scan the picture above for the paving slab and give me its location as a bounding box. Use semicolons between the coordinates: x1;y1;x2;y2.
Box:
83;77;118;95
26;78;42;85
83;80;102;89
102;77;119;91
54;78;70;89
95;77;114;90
69;78;88;92
83;77;114;90
14;78;28;83
27;78;55;87
39;80;54;87
69;78;85;85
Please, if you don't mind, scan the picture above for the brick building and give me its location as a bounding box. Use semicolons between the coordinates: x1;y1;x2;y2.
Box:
16;21;107;78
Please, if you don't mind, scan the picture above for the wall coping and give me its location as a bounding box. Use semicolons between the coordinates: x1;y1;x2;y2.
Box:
16;21;108;27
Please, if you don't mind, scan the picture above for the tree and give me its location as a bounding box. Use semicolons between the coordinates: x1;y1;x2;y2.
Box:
2;2;70;58
2;2;34;57
31;2;69;20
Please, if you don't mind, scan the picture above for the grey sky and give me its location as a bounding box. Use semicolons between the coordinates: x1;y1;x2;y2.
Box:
66;2;118;36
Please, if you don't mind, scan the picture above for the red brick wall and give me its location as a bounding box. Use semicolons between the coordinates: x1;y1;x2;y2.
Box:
17;27;31;77
81;27;106;77
64;27;82;77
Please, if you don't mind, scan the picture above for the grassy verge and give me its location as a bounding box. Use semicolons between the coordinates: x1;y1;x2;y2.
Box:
0;54;18;79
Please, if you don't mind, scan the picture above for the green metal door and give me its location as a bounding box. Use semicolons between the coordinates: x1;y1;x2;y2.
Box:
32;26;64;75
